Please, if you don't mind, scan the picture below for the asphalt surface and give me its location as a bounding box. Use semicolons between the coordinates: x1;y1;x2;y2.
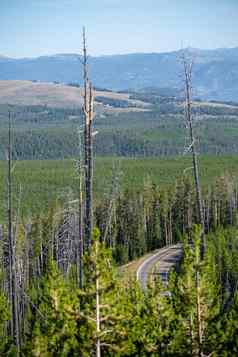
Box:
137;244;183;290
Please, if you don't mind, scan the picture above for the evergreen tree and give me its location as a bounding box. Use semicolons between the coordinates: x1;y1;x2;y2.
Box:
168;226;220;356
23;262;90;356
82;228;128;356
0;290;10;354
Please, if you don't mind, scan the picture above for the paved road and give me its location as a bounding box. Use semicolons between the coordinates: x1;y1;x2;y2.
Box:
137;244;183;290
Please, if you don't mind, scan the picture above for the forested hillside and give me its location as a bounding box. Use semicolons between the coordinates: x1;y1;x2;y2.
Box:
0;85;238;160
1;177;238;355
1;83;238;355
1;31;238;357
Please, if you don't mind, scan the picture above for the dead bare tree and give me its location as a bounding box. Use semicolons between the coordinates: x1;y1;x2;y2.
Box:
82;27;95;252
7;110;20;354
76;127;84;288
182;56;205;357
182;54;205;259
102;162;121;246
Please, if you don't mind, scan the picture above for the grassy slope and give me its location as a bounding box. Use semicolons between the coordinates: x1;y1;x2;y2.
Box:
0;80;148;112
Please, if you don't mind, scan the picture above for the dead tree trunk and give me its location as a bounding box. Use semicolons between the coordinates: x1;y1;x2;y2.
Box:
183;57;205;259
82;28;94;252
77;128;84;288
7;111;20;354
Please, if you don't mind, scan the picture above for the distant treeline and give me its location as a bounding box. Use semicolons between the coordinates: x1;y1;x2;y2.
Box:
0;104;238;159
95;96;131;108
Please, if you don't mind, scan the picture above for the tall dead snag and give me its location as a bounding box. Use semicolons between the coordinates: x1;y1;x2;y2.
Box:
82;28;95;252
182;58;204;357
77;128;84;288
7;111;20;354
182;55;205;260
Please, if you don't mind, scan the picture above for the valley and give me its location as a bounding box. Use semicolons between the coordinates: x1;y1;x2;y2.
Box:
1;34;238;356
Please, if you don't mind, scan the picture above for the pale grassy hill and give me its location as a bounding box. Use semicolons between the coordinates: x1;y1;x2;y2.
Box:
0;80;149;112
0;80;237;116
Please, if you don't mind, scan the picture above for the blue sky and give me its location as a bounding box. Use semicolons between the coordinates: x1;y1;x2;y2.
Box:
1;0;238;58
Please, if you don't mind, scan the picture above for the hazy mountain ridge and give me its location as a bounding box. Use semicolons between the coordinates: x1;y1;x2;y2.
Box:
0;47;238;101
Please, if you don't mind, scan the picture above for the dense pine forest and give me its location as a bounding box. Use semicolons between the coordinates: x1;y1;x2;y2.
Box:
1;33;238;357
1;177;238;355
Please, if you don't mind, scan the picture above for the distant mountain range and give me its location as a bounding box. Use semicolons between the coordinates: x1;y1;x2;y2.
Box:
0;47;238;101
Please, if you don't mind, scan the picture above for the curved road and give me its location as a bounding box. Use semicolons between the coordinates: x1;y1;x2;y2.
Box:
137;244;183;290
